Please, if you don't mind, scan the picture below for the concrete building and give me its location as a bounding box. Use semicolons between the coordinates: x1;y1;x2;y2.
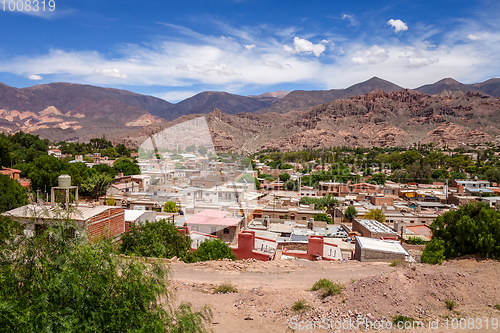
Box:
185;209;244;244
354;237;409;262
352;218;398;239
2;204;125;241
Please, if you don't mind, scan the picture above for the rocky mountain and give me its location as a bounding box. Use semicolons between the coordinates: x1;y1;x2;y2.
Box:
159;91;274;119
201;89;500;153
0;82;173;142
2;77;500;146
414;78;484;95
254;77;404;114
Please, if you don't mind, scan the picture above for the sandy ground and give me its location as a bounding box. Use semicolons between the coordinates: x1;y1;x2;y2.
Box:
170;257;500;332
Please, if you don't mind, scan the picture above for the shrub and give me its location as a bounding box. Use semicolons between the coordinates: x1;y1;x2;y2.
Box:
344;205;357;222
421;238;446;265
213;283;238;294
495;304;500;311
389;260;401;267
407;236;426;245
445;299;456;310
0;220;212;332
392;315;415;325
120;219;191;259
291;299;311;312
311;278;344;298
189;238;236;262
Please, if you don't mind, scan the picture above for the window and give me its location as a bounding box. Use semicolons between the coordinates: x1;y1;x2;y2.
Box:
302;217;306;220
191;226;199;232
223;228;230;234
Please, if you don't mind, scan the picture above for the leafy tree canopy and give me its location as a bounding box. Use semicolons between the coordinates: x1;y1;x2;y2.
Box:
0;221;211;332
0;174;27;213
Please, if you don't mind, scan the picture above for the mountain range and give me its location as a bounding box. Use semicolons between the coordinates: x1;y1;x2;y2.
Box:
1;77;500;149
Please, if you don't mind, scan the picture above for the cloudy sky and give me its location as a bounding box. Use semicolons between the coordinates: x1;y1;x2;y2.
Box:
0;0;499;101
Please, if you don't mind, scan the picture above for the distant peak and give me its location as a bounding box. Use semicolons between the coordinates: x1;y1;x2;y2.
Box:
436;78;461;85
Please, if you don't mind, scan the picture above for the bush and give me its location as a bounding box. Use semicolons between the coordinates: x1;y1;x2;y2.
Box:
311;278;344;298
445;299;456;310
392;315;415;325
120;219;191;259
407;236;426;245
389;260;401;267
291;299;311;312
0;220;212;332
426;202;500;261
163;201;178;213
189;238;236;262
421;238;446;265
213;283;238;294
344;205;357;222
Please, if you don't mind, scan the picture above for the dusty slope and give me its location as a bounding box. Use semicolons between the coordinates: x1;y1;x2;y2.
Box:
171;257;500;332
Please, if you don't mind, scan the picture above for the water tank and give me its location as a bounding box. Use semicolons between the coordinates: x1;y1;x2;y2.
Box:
58;174;72;188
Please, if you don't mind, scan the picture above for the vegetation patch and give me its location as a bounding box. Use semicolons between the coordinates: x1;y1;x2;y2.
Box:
291;299;311;312
445;299;456;310
213;283;238;294
311;278;344;298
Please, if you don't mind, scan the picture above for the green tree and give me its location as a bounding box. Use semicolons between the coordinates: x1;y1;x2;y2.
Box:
198;145;208;156
163;201;178;213
102;147;119;158
189;238;236;262
425;202;500;261
364;208;386;223
0;174;27;213
120;219;192;259
25;155;66;192
312;213;332;224
0;136;12;167
279;173;291;182
185;144;197;153
370;173;386;185
0;220;211;332
79;172;113;198
113;158;140;176
421;239;446;265
344;205;358;222
115;143;131;157
0;215;22;244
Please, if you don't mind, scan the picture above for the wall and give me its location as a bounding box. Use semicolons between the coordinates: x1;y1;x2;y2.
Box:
231;231;270;261
87;208;125;240
354;241;406;262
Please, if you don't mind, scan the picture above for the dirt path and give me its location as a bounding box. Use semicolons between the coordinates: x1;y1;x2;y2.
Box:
170;258;500;332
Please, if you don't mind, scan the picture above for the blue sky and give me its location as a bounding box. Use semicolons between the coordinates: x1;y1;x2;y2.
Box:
0;0;499;102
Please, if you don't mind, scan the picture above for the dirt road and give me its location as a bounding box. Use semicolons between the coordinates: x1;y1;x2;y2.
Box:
170;258;500;332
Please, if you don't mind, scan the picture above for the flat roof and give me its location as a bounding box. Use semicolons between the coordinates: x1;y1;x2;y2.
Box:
355;219;397;235
185;209;241;227
357;236;408;254
2;204;120;221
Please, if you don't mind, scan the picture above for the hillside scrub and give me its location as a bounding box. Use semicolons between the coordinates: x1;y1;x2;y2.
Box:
422;202;500;263
0;220;211;332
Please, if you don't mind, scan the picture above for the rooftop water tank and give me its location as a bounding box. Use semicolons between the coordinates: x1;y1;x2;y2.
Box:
58;174;71;188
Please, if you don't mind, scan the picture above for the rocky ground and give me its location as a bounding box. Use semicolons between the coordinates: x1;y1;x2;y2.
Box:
170;257;500;332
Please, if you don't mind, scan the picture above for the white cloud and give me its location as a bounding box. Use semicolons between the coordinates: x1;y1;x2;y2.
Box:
244;44;256;50
158;90;198;103
342;14;353;20
176;63;238;76
28;74;43;80
94;68;127;79
407;57;435;68
467;34;482;40
261;60;283;69
388;19;408;33
284;37;328;57
2;21;500;94
351;45;389;64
